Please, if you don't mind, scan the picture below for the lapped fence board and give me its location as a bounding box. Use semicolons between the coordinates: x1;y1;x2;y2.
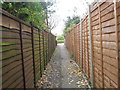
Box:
1;26;24;88
65;1;120;88
1;9;57;88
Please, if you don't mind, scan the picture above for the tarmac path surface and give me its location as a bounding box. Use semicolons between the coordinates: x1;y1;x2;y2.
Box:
38;43;90;88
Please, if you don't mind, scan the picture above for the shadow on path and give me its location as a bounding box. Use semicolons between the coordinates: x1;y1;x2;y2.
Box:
38;43;90;88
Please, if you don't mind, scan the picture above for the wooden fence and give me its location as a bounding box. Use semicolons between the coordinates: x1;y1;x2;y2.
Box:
65;1;120;88
0;9;57;88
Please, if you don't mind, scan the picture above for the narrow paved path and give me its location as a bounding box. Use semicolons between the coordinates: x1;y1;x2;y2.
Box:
38;44;90;88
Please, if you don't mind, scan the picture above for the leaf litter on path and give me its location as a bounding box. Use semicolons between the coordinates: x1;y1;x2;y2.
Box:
67;61;90;88
38;45;90;88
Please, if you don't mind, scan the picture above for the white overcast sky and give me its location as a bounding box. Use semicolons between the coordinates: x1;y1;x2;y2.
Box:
50;0;94;36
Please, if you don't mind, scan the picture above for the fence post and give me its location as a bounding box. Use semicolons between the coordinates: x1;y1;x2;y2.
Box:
80;19;83;69
74;27;76;62
19;22;26;88
48;32;50;61
30;22;36;88
49;33;51;59
38;29;42;77
88;5;94;88
45;32;48;66
42;31;45;70
114;1;119;88
83;20;86;73
46;32;49;64
50;33;52;58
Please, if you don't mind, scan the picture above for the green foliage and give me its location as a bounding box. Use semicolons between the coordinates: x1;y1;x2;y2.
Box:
57;35;64;40
57;40;64;43
57;35;64;43
63;16;80;34
2;2;55;30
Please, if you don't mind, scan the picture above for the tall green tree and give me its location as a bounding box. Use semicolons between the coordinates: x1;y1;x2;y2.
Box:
2;2;55;31
63;16;80;35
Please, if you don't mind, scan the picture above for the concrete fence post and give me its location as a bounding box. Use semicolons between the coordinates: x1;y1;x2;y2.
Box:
88;5;94;88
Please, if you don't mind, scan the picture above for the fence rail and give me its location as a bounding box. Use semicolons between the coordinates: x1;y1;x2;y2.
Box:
65;1;120;88
0;9;57;88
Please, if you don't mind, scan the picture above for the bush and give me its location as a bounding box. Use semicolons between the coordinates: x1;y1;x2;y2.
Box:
57;35;64;40
57;40;64;43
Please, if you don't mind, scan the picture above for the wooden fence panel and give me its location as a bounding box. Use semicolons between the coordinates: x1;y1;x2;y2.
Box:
91;6;103;88
118;2;120;88
1;9;57;88
82;19;86;74
101;2;118;88
76;25;80;65
85;17;89;78
1;25;24;88
65;1;120;88
74;27;77;62
22;25;34;88
33;27;41;85
39;31;44;74
69;32;72;54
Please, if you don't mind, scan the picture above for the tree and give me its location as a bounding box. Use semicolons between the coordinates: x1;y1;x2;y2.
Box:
57;34;64;40
2;2;55;31
57;34;64;43
63;16;80;35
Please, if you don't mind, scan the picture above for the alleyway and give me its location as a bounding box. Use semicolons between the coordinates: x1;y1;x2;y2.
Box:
38;44;90;88
1;1;120;88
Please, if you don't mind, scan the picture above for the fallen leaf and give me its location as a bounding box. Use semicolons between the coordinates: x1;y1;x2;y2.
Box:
70;80;74;83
